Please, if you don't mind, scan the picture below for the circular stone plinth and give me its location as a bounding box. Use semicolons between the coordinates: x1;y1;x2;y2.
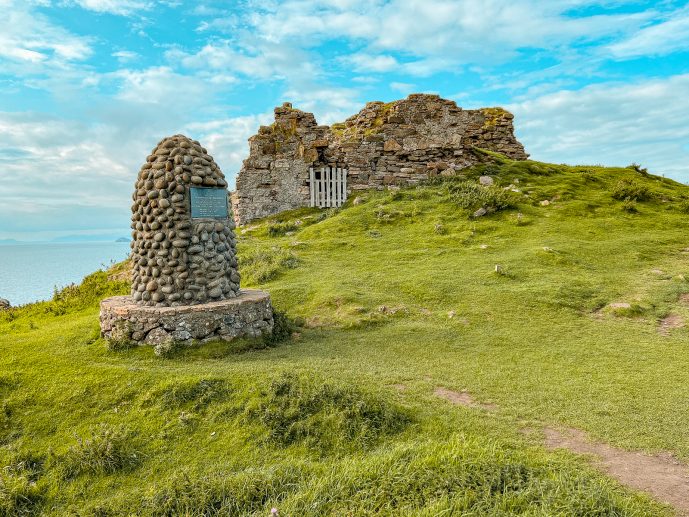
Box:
100;289;273;347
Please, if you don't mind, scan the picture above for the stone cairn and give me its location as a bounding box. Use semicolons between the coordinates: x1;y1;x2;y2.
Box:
130;134;240;307
100;135;274;350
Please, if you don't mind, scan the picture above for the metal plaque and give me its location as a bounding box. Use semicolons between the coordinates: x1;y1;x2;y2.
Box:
189;187;228;219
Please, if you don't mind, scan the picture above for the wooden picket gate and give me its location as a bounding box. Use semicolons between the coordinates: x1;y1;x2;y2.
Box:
309;166;348;208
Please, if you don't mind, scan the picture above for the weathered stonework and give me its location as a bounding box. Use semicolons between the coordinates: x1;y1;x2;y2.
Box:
130;134;240;306
100;290;274;346
100;135;274;349
232;93;528;225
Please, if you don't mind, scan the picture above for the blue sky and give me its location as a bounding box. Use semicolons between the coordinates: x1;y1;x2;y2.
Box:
1;0;689;240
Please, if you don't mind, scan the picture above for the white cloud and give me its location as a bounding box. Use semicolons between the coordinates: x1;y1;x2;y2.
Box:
609;8;689;58
0;108;271;234
245;0;652;74
281;85;363;125
185;113;274;188
112;66;211;104
389;82;415;95
0;1;92;66
173;40;319;81
345;53;398;73
68;0;152;15
112;50;139;62
509;74;689;182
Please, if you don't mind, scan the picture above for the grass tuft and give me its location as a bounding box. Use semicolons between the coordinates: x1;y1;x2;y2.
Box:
58;424;141;479
157;379;229;411
0;469;44;517
240;247;300;285
248;373;412;452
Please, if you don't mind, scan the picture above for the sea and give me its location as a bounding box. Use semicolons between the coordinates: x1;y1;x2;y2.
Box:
0;242;131;307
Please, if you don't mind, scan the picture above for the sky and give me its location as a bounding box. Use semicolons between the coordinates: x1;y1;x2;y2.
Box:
1;0;689;241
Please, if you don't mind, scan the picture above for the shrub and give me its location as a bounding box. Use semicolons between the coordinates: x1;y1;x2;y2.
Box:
611;179;651;202
621;199;639;213
263;311;296;346
444;181;519;213
316;208;338;222
248;373;411;452
374;205;405;222
267;222;298;237
579;170;600;183
49;270;129;315
627;163;649;176
677;199;689;213
105;321;135;351
153;340;187;358
59;425;140;479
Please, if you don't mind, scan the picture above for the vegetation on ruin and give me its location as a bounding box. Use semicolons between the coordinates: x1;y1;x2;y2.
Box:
480;107;510;128
2;155;689;514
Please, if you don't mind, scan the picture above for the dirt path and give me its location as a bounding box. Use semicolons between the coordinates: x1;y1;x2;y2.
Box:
434;387;689;514
659;313;685;335
433;387;497;410
545;427;689;515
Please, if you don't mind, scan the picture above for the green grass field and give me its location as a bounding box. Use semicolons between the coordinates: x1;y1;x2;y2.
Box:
1;155;688;515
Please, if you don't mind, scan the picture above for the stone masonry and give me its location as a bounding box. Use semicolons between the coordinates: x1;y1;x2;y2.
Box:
130;134;240;307
100;134;274;350
100;290;273;347
232;93;528;224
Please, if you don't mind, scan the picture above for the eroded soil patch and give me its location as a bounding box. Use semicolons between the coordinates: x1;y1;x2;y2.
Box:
545;427;689;515
659;314;685;335
434;387;497;411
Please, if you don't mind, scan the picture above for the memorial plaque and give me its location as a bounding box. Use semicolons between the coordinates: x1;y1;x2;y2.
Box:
190;187;229;219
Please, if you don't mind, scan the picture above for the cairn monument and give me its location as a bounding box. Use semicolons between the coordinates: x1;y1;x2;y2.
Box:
100;135;274;349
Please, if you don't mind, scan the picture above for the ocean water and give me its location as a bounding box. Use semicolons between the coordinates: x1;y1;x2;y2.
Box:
0;242;131;307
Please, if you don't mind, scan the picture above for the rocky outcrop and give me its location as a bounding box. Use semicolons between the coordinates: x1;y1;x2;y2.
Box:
0;298;10;311
232;93;528;225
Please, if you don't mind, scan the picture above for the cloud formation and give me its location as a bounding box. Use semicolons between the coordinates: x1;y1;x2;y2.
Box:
1;0;688;239
510;74;689;179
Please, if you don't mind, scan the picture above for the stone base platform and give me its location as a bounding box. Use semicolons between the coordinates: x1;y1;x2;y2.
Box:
100;289;273;347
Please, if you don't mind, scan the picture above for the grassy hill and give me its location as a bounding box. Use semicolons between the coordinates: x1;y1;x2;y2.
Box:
1;155;689;515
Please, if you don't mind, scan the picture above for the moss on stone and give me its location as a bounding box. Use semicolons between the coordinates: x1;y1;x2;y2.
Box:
480;107;509;128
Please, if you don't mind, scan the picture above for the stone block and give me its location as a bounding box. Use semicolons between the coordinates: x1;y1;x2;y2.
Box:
384;139;402;152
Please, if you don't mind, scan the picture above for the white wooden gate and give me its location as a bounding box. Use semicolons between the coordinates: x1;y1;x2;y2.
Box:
309;166;348;208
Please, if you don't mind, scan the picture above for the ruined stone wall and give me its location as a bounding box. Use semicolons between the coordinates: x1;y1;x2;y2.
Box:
232;93;528;225
130;135;240;307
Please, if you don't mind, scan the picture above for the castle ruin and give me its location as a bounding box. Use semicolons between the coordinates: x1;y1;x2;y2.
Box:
232;94;528;225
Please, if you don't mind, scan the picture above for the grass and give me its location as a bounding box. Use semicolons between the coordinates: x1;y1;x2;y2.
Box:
1;156;689;514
